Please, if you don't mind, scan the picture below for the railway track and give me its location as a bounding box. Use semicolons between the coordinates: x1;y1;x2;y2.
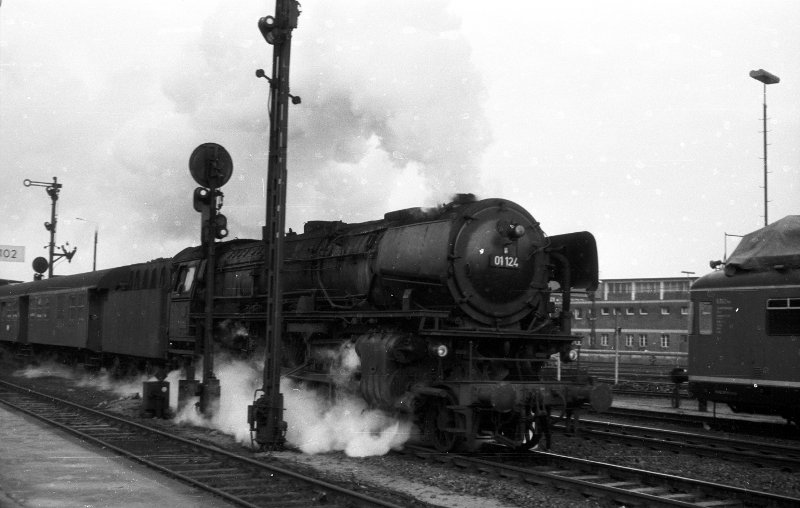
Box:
562;418;800;471
404;444;800;507
594;406;800;439
0;379;406;508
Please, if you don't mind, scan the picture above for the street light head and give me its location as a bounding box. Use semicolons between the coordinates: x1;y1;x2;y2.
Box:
23;179;32;187
750;69;780;85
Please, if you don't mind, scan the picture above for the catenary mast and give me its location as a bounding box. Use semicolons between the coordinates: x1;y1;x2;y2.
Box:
248;0;300;449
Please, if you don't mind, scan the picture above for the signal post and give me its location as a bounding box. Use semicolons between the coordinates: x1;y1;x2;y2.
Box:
187;142;233;416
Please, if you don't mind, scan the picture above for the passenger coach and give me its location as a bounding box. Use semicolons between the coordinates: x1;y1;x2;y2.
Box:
0;259;172;371
688;216;800;424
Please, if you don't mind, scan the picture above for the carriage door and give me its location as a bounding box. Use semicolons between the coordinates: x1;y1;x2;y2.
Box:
18;296;29;344
87;289;103;352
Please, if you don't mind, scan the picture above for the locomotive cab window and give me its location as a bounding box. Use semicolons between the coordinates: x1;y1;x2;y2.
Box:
174;264;198;295
766;298;800;335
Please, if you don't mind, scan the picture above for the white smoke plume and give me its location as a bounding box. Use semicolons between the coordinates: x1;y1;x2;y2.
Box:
12;346;412;457
14;361;150;399
283;378;413;457
174;348;413;457
0;1;491;282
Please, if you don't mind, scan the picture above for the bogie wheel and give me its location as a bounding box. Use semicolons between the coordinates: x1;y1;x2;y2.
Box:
425;393;463;452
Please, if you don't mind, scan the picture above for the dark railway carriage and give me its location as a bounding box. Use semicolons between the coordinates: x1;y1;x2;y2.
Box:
100;260;172;361
0;259;172;369
0;270;119;352
689;216;800;424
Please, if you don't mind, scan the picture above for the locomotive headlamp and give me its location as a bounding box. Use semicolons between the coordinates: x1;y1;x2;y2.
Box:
496;220;526;239
431;344;449;358
559;348;579;363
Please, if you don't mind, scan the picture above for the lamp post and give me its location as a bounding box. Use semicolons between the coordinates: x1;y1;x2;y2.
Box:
749;69;780;226
75;218;98;271
613;307;620;385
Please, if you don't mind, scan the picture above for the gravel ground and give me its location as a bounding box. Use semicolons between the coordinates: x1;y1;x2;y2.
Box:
2;357;797;507
555;408;800;499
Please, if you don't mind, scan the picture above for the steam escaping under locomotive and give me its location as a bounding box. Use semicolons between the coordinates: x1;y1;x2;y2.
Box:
1;194;611;451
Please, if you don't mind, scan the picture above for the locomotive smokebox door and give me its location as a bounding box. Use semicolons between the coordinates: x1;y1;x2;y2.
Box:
141;381;170;418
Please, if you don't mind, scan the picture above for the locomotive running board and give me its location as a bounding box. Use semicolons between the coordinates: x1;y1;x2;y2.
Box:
284;309;450;321
419;329;577;342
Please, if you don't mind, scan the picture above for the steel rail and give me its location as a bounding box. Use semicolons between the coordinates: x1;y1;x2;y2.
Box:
593;406;799;439
566;418;800;470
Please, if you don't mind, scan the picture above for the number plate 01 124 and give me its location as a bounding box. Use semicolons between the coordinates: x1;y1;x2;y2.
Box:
490;255;519;269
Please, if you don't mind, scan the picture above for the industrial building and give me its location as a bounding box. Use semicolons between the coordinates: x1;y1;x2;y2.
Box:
570;277;696;355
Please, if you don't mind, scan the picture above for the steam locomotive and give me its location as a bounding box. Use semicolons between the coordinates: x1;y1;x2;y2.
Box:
0;194;611;451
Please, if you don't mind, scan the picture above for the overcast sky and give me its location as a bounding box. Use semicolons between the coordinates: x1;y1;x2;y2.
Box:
1;1;798;283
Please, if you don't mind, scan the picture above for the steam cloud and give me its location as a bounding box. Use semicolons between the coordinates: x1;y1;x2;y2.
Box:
172;348;413;457
0;1;491;279
15;350;412;458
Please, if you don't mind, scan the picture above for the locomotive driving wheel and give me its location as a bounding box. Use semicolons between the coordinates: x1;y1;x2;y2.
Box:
425;393;463;452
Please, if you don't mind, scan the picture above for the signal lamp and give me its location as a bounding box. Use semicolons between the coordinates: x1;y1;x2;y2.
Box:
258;16;277;44
193;187;210;212
214;214;229;239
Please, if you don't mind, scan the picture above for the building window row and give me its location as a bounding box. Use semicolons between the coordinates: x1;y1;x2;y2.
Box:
599;280;691;300
595;305;687;317
586;333;672;348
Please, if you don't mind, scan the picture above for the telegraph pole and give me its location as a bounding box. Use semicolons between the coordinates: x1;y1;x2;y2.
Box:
248;0;300;449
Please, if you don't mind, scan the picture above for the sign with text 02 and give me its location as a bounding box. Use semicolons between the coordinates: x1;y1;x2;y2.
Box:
0;246;25;263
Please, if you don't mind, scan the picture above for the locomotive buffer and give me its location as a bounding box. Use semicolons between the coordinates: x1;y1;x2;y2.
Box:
248;0;300;449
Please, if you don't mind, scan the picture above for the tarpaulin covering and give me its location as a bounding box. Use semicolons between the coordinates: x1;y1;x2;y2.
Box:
726;215;800;271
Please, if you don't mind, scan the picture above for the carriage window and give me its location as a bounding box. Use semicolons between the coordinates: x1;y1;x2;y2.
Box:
767;298;800;335
697;301;713;335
